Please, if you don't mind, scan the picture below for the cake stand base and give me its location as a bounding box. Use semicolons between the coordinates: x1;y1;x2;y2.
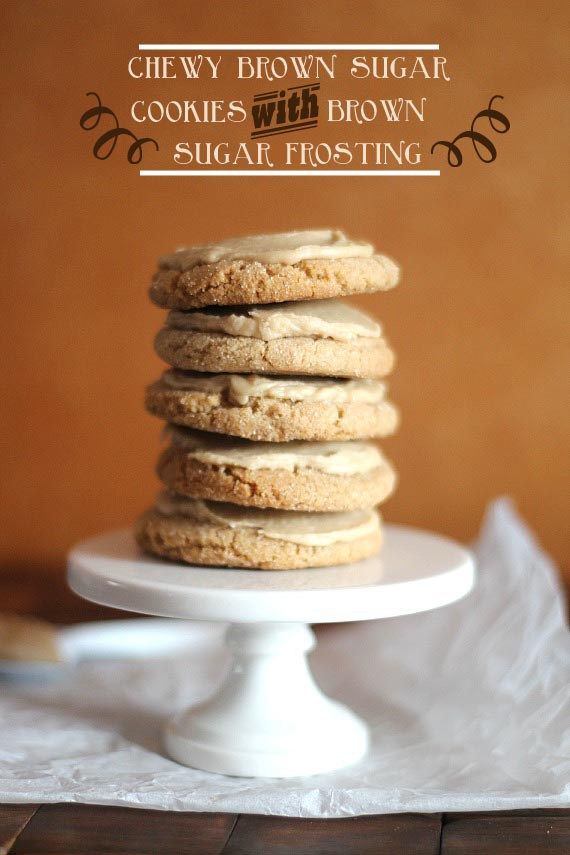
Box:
165;622;368;777
68;524;475;778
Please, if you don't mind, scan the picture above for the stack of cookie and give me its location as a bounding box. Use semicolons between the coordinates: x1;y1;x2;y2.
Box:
136;229;400;570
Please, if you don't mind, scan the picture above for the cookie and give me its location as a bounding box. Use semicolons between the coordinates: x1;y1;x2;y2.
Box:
145;370;400;442
154;300;395;379
149;229;400;309
0;613;60;663
157;426;397;512
135;492;382;570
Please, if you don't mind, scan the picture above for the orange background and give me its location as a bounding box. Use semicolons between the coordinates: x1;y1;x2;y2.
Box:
2;1;568;578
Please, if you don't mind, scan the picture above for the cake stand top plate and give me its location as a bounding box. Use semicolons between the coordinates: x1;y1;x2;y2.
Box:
68;525;475;624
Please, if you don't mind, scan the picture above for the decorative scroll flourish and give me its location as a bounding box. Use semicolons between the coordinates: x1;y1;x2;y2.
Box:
431;96;510;167
79;92;158;164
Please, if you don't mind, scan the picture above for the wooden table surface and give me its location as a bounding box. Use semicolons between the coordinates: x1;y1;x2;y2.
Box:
2;566;568;855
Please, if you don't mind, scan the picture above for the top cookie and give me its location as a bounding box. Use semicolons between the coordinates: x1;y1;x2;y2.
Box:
149;228;400;309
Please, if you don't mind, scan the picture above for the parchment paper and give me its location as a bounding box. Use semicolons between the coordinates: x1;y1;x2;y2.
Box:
1;499;568;816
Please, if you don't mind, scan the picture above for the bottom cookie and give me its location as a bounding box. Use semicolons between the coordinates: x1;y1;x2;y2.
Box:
135;493;382;570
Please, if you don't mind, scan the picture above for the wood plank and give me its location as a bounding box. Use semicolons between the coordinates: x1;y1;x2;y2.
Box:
0;566;127;624
10;805;237;855
221;813;442;855
0;805;39;855
441;811;570;854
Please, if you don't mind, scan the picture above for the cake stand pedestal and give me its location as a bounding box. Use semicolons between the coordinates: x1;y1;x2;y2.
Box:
68;524;474;778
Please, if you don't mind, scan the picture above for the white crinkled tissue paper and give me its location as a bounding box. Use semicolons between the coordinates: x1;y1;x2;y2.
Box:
0;498;568;816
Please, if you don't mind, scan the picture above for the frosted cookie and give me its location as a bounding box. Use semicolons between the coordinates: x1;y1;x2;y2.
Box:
145;370;400;442
150;229;400;309
154;299;395;379
135;492;382;569
158;426;397;512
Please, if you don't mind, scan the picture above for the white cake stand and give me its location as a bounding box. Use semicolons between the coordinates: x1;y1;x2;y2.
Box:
68;525;474;778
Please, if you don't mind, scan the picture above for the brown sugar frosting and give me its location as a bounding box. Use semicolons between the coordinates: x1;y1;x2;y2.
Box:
159;228;375;270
